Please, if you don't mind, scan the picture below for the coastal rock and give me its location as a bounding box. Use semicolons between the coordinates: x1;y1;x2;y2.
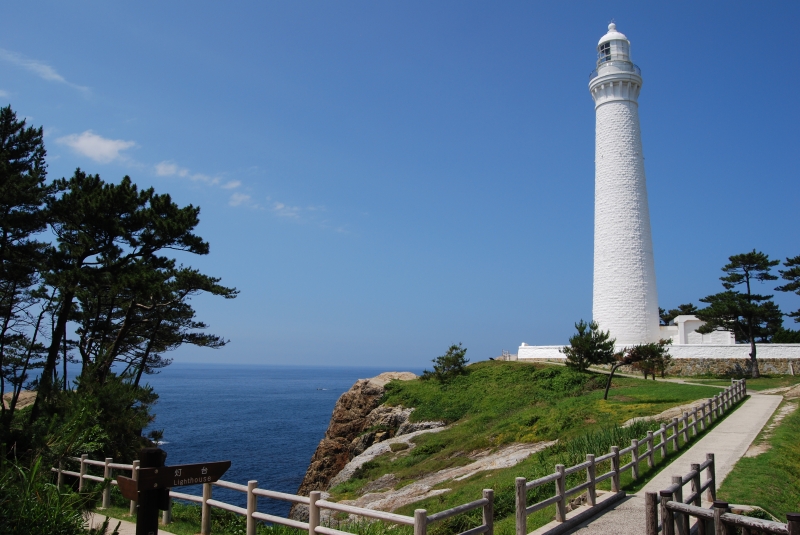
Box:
291;371;418;519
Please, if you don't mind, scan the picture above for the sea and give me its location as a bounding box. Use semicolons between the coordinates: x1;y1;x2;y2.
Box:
140;363;415;518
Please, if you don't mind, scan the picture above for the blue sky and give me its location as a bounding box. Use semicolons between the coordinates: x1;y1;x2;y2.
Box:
2;2;798;369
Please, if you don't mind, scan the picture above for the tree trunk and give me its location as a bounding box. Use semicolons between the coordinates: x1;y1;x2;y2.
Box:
747;316;760;379
30;289;74;422
603;363;622;400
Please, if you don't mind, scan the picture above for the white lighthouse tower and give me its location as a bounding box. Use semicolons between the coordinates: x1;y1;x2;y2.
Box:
590;23;660;345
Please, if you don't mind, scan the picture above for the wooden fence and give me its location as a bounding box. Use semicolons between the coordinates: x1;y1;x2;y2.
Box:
514;379;746;535
645;460;800;535
55;379;748;535
54;456;493;535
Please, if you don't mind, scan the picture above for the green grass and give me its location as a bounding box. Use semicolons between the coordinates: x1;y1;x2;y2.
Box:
683;375;800;391
326;361;727;534
96;500;409;535
718;400;800;520
94;362;736;535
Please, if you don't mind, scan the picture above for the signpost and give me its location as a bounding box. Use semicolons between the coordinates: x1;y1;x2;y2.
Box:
117;448;230;535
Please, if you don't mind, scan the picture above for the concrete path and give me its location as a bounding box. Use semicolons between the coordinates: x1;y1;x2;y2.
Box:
565;391;783;535
87;511;170;534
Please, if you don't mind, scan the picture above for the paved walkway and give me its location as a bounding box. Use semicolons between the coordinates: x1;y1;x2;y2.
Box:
566;391;783;535
87;511;170;535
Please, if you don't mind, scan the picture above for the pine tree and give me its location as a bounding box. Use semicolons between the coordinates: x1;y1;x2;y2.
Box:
422;343;469;382
0;106;52;435
696;250;781;378
561;320;615;372
776;255;800;323
659;303;698;325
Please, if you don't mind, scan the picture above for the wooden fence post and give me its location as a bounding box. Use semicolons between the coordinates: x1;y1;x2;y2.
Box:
673;475;688;535
631;439;640;480
102;457;112;509
586;454;596;506
699;404;706;432
647;432;655;468
682;413;690;443
201;482;212;535
129;460;139;516
713;501;729;535
690;463;702;507
660;424;668;459
787;513;800;535
671;419;679;451
57;459;64;488
706;399;713;426
483;488;494;535
661;490;675;535
247;480;257;535
706;453;716;502
309;491;320;535
645;492;659;535
714;395;720;419
78;454;88;492
162;496;173;525
515;477;527;535
611;446;621;492
414;509;428;535
555;464;566;522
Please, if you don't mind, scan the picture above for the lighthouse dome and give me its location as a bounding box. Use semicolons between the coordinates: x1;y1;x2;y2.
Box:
598;23;628;46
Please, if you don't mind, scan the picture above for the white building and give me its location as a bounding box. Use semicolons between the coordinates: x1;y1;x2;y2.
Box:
590;23;660;346
514;24;797;367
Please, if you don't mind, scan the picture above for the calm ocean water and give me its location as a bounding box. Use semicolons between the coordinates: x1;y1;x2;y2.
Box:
141;363;408;517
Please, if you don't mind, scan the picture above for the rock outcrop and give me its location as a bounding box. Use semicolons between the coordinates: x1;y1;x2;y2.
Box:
292;371;446;519
292;373;414;503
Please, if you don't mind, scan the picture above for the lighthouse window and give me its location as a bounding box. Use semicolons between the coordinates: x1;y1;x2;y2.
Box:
598;42;611;63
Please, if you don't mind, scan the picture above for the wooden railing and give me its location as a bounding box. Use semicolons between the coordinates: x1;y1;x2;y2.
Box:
54;454;141;515
645;460;800;535
55;379;747;535
54;456;494;535
514;379;746;535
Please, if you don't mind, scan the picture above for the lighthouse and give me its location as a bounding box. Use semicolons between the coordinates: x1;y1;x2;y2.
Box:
590;23;660;345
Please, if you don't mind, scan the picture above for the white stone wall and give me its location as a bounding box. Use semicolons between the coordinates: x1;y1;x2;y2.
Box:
517;343;800;361
668;344;800;360
592;88;660;345
517;345;565;360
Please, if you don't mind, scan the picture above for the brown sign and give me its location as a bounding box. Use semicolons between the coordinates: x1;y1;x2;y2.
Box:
137;460;231;490
116;475;139;501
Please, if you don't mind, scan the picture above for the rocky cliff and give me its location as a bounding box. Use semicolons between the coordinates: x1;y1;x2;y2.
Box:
295;372;416;496
291;371;426;518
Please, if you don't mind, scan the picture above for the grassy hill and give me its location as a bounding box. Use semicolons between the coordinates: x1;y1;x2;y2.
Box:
328;361;724;534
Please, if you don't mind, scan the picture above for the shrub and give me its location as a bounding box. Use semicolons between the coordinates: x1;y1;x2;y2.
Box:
421;343;469;383
561;320;615;372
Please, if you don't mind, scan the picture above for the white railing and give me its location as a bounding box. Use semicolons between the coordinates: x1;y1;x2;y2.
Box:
54;457;494;535
514;379;746;535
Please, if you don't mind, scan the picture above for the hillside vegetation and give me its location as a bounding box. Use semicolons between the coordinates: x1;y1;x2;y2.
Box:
328;361;725;534
719;400;800;519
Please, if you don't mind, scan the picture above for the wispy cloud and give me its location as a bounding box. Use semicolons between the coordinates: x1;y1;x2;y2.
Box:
272;202;302;218
221;180;241;189
56;131;136;163
0;48;89;94
155;160;221;186
0;89;9;98
229;192;261;208
268;200;345;231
